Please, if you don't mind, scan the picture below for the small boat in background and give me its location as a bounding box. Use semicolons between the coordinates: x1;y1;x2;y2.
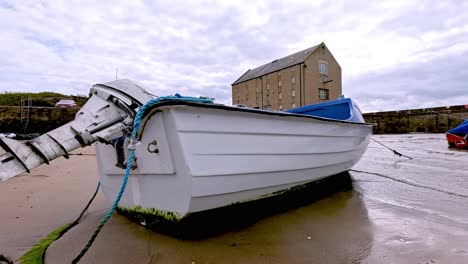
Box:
446;120;468;149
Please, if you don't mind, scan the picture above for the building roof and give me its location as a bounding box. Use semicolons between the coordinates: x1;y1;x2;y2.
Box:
232;43;323;85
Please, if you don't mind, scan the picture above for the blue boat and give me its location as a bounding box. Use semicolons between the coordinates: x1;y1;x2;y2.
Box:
287;97;365;123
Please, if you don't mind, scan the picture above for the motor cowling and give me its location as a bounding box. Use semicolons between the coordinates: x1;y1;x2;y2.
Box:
0;79;155;181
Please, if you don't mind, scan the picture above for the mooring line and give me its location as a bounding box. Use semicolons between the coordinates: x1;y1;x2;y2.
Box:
0;254;13;264
370;137;413;159
351;169;468;199
18;182;101;264
72;95;214;263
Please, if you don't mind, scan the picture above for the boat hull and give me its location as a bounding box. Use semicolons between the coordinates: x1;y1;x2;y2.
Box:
446;133;468;149
96;103;372;220
446;120;468;149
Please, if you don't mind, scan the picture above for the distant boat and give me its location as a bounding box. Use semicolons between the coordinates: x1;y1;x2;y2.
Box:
0;80;372;226
446;120;468;149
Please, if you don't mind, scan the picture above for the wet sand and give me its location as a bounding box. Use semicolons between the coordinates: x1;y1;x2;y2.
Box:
1;134;468;263
0;147;108;262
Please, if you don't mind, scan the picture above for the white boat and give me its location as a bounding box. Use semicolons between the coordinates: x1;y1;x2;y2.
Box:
0;80;372;224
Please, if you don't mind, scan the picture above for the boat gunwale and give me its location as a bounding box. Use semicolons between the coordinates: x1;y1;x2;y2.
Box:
139;100;374;126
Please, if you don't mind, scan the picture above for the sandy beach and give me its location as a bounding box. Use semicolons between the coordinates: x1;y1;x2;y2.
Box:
1;134;468;263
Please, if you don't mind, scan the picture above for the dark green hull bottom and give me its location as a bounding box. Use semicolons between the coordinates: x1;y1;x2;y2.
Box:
117;171;353;239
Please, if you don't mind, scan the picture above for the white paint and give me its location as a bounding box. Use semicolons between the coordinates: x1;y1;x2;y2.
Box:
97;105;372;217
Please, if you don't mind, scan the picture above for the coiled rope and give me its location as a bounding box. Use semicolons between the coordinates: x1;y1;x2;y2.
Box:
72;94;213;263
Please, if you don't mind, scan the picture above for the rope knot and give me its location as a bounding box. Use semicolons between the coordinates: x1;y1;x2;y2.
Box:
127;138;141;150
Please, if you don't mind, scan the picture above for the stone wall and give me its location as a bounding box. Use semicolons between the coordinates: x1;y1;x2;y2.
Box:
0;106;79;134
363;104;468;134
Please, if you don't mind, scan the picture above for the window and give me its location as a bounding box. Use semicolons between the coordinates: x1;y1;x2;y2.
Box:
267;84;270;90
291;76;295;84
292;90;295;97
256;87;259;93
278;80;282;87
264;105;272;110
292;103;296;108
237;91;239;97
278;92;282;100
319;61;328;74
319;88;329;100
279;105;282;111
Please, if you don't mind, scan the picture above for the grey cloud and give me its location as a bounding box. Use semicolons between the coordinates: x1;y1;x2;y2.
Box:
378;1;468;36
0;0;467;111
346;49;468;112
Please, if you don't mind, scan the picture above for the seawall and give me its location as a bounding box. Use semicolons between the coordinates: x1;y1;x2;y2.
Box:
363;104;468;134
0;106;79;134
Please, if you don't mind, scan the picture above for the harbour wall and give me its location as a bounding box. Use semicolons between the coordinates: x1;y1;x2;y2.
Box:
0;106;79;134
363;104;468;134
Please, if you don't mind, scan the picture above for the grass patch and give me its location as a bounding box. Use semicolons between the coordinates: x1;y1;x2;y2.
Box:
19;223;72;264
0;92;87;107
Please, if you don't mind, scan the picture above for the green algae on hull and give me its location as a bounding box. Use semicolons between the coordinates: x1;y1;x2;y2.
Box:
117;206;181;227
117;172;353;239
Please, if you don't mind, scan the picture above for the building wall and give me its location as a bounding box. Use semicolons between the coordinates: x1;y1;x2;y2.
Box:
232;45;342;110
303;46;342;105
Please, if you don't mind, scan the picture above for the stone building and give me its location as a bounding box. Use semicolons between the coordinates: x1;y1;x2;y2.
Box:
231;42;341;110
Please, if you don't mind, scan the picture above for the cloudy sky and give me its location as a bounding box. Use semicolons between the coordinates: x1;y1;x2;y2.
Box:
0;0;467;112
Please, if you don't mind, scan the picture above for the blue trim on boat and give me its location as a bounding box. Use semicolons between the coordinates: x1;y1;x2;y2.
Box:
286;98;365;123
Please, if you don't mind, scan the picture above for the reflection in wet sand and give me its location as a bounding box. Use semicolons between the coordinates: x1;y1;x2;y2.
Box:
47;175;375;264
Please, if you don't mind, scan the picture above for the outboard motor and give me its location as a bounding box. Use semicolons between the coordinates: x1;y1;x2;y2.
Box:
0;79;155;181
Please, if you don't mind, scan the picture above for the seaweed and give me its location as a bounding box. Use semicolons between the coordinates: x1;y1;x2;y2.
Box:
19;223;72;264
117;205;180;223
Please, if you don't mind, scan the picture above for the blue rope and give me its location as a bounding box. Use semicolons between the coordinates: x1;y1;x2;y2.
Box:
72;95;213;263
